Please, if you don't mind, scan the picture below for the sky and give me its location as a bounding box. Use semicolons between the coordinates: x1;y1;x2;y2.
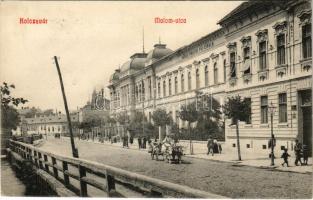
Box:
0;1;243;112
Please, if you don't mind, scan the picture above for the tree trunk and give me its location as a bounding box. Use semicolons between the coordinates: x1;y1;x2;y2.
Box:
158;126;162;142
189;121;193;155
236;119;241;161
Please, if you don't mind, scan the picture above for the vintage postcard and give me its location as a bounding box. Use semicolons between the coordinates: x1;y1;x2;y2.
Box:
0;0;312;198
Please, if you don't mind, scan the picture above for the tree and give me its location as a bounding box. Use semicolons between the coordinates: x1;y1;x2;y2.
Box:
196;94;223;140
24;107;41;118
179;102;199;154
151;108;171;140
223;95;251;161
43;109;54;116
1;82;27;140
129;111;147;137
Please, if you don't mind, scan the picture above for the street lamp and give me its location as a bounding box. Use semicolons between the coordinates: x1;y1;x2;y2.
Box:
268;101;276;166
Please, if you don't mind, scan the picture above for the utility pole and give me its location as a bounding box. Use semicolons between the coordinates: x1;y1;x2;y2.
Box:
54;56;79;158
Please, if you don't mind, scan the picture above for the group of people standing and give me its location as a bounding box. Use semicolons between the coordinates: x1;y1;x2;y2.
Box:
281;139;309;167
138;137;150;149
207;137;222;156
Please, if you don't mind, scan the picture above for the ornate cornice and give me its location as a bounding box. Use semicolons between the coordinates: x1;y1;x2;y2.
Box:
210;53;219;59
227;42;237;52
255;29;268;42
272;21;287;35
201;57;210;63
193;60;201;65
240;36;251;48
297;9;312;25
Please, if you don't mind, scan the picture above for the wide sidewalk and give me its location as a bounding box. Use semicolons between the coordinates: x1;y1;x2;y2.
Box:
60;136;312;174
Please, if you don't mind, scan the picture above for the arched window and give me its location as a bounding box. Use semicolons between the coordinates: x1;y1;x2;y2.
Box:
214;63;218;85
168;78;172;96
223;60;226;82
196;69;200;89
135;86;138;102
142;82;145;101
157;82;161;98
163;80;166;97
181;74;184;92
174;77;178;94
188;72;192;91
205;65;209;86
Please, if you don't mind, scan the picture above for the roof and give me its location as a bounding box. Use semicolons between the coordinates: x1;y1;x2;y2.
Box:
120;53;147;72
146;44;173;62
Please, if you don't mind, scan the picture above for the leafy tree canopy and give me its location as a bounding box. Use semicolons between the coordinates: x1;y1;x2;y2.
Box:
151;108;171;126
179;101;198;123
223;95;251;124
1;82;28;131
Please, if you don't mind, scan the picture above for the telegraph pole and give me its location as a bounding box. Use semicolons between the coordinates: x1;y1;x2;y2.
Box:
54;56;79;158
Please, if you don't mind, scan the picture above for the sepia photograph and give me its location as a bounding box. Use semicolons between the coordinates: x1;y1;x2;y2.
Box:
0;0;312;198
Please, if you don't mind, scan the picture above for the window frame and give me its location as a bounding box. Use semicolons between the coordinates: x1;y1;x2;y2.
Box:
230;52;236;78
259;41;267;70
278;93;287;123
277;34;286;65
260;96;268;124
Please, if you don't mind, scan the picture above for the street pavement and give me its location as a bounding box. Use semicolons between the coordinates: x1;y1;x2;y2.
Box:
37;137;312;198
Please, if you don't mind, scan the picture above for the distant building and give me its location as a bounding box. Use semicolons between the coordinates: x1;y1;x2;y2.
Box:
22;113;79;136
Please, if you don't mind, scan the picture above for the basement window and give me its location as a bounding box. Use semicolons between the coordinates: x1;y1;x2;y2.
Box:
262;145;267;149
246;144;250;148
232;143;236;148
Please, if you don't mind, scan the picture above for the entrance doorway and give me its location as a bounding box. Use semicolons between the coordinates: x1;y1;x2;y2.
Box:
300;89;312;156
302;106;312;156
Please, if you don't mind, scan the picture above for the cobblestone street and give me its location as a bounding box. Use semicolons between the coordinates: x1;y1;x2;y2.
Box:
38;138;312;198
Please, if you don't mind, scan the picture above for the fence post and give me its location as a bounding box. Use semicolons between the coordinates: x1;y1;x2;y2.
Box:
43;155;49;172
62;161;70;186
51;157;58;179
38;152;43;169
34;151;39;168
105;170;116;196
79;165;88;197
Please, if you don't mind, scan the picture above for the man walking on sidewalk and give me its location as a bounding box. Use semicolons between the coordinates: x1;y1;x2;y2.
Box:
294;139;303;166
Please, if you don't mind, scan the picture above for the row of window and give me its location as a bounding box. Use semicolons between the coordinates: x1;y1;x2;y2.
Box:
247;93;288;124
39;125;67;132
230;24;311;78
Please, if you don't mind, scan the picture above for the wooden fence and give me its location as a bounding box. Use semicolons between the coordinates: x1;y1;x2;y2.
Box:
8;139;225;198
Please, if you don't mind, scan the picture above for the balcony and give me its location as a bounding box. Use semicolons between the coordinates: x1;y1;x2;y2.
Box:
229;77;237;86
242;73;252;83
300;57;312;72
275;64;288;78
258;69;268;81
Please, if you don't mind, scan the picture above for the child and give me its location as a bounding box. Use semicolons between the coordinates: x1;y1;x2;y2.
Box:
281;148;290;167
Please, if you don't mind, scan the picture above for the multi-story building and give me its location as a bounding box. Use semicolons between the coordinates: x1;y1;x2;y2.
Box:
108;0;312;155
23;113;79;136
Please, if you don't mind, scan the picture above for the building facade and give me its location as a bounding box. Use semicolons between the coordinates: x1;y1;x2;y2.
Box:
108;0;312;155
23;113;79;136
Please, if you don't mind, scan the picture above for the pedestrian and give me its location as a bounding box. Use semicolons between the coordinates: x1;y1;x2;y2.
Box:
294;139;303;166
281;148;290;167
122;135;126;148
207;137;214;156
138;137;142;149
213;139;219;154
143;137;147;149
302;144;309;165
218;143;222;154
130;136;133;144
125;135;129;148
